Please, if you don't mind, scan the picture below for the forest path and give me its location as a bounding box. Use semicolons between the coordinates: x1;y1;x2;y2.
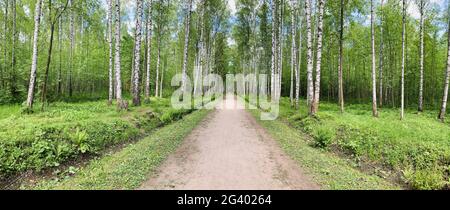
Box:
139;96;319;190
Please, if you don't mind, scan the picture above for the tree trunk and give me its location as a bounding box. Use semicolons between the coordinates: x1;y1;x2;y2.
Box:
57;16;62;96
270;0;278;100
338;0;344;113
10;0;17;99
145;0;153;102
132;0;144;106
379;0;384;108
371;0;378;117
439;5;450;121
311;0;325;115
305;0;313;108
181;0;192;95
155;34;161;97
418;0;425;112
108;0;114;105
69;0;74;97
296;1;302;109
25;0;43;109
290;0;296;106
400;0;406;119
114;0;126;109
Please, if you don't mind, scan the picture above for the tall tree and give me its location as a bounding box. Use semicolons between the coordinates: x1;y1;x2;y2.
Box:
295;0;303;109
371;0;378;117
270;0;278;99
41;0;70;110
181;0;192;95
114;0;126;109
108;0;114;105
400;0;406;119
68;0;74;97
10;0;17;100
132;0;144;106
305;0;313;108
25;0;44;109
338;0;345;113
439;3;450;121
311;0;325;115
145;0;153;102
290;0;297;106
379;0;384;108
418;0;425;112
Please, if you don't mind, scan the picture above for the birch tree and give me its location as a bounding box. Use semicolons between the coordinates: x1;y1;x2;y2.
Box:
69;0;74;97
371;0;378;117
418;0;425;112
132;0;144;106
290;0;297;106
181;0;192;95
438;5;450;121
295;0;303;109
270;0;278;100
379;0;384;108
311;0;325;115
338;0;345;113
145;0;153;102
400;0;406;119
305;0;313;108
25;0;43;110
114;0;126;109
10;0;16;99
108;0;114;105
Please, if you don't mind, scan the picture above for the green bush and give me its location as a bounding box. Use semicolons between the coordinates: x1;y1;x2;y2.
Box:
313;127;334;149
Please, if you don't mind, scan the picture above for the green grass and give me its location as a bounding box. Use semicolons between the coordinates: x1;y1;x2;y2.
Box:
32;110;209;190
0;98;194;178
250;109;399;190
275;98;450;190
0;104;20;120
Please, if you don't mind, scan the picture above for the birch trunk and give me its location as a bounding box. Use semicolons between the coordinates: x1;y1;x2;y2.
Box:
439;6;450;121
290;0;296;106
277;0;283;101
311;0;325;115
379;0;384;108
114;0;125;109
10;0;16;98
132;0;144;106
181;0;193;94
69;0;74;97
305;0;313;108
145;0;153;101
400;0;406;119
270;0;278;100
296;2;302;109
155;34;161;97
58;16;62;95
25;0;43;109
108;0;114;105
338;0;344;113
418;0;425;112
371;0;378;117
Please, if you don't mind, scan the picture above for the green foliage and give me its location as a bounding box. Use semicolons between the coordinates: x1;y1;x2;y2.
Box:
279;98;450;190
0;98;194;178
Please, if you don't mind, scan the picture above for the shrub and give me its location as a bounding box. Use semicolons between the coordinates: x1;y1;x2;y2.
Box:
313;127;334;149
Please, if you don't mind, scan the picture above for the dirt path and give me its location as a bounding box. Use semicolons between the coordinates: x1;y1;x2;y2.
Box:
139;97;320;190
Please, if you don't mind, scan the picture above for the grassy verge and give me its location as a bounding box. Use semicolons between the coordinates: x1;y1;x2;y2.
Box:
32;110;209;190
250;108;398;190
0;98;193;185
268;98;450;190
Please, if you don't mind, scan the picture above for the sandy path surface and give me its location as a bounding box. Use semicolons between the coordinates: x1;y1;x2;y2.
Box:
139;96;319;190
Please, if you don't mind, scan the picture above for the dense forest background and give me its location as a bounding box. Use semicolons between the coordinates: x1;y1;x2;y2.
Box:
0;0;449;111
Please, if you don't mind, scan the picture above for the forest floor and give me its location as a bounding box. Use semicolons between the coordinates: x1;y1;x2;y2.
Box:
140;97;319;190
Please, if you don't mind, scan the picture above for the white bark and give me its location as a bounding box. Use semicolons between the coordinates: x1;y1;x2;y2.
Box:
108;0;114;104
311;0;325;115
371;0;378;117
418;0;425;112
305;0;313;108
145;0;153;100
270;0;278;100
114;0;123;101
400;0;406;119
290;0;297;106
25;0;43;108
296;2;303;109
132;0;144;106
181;0;193;94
